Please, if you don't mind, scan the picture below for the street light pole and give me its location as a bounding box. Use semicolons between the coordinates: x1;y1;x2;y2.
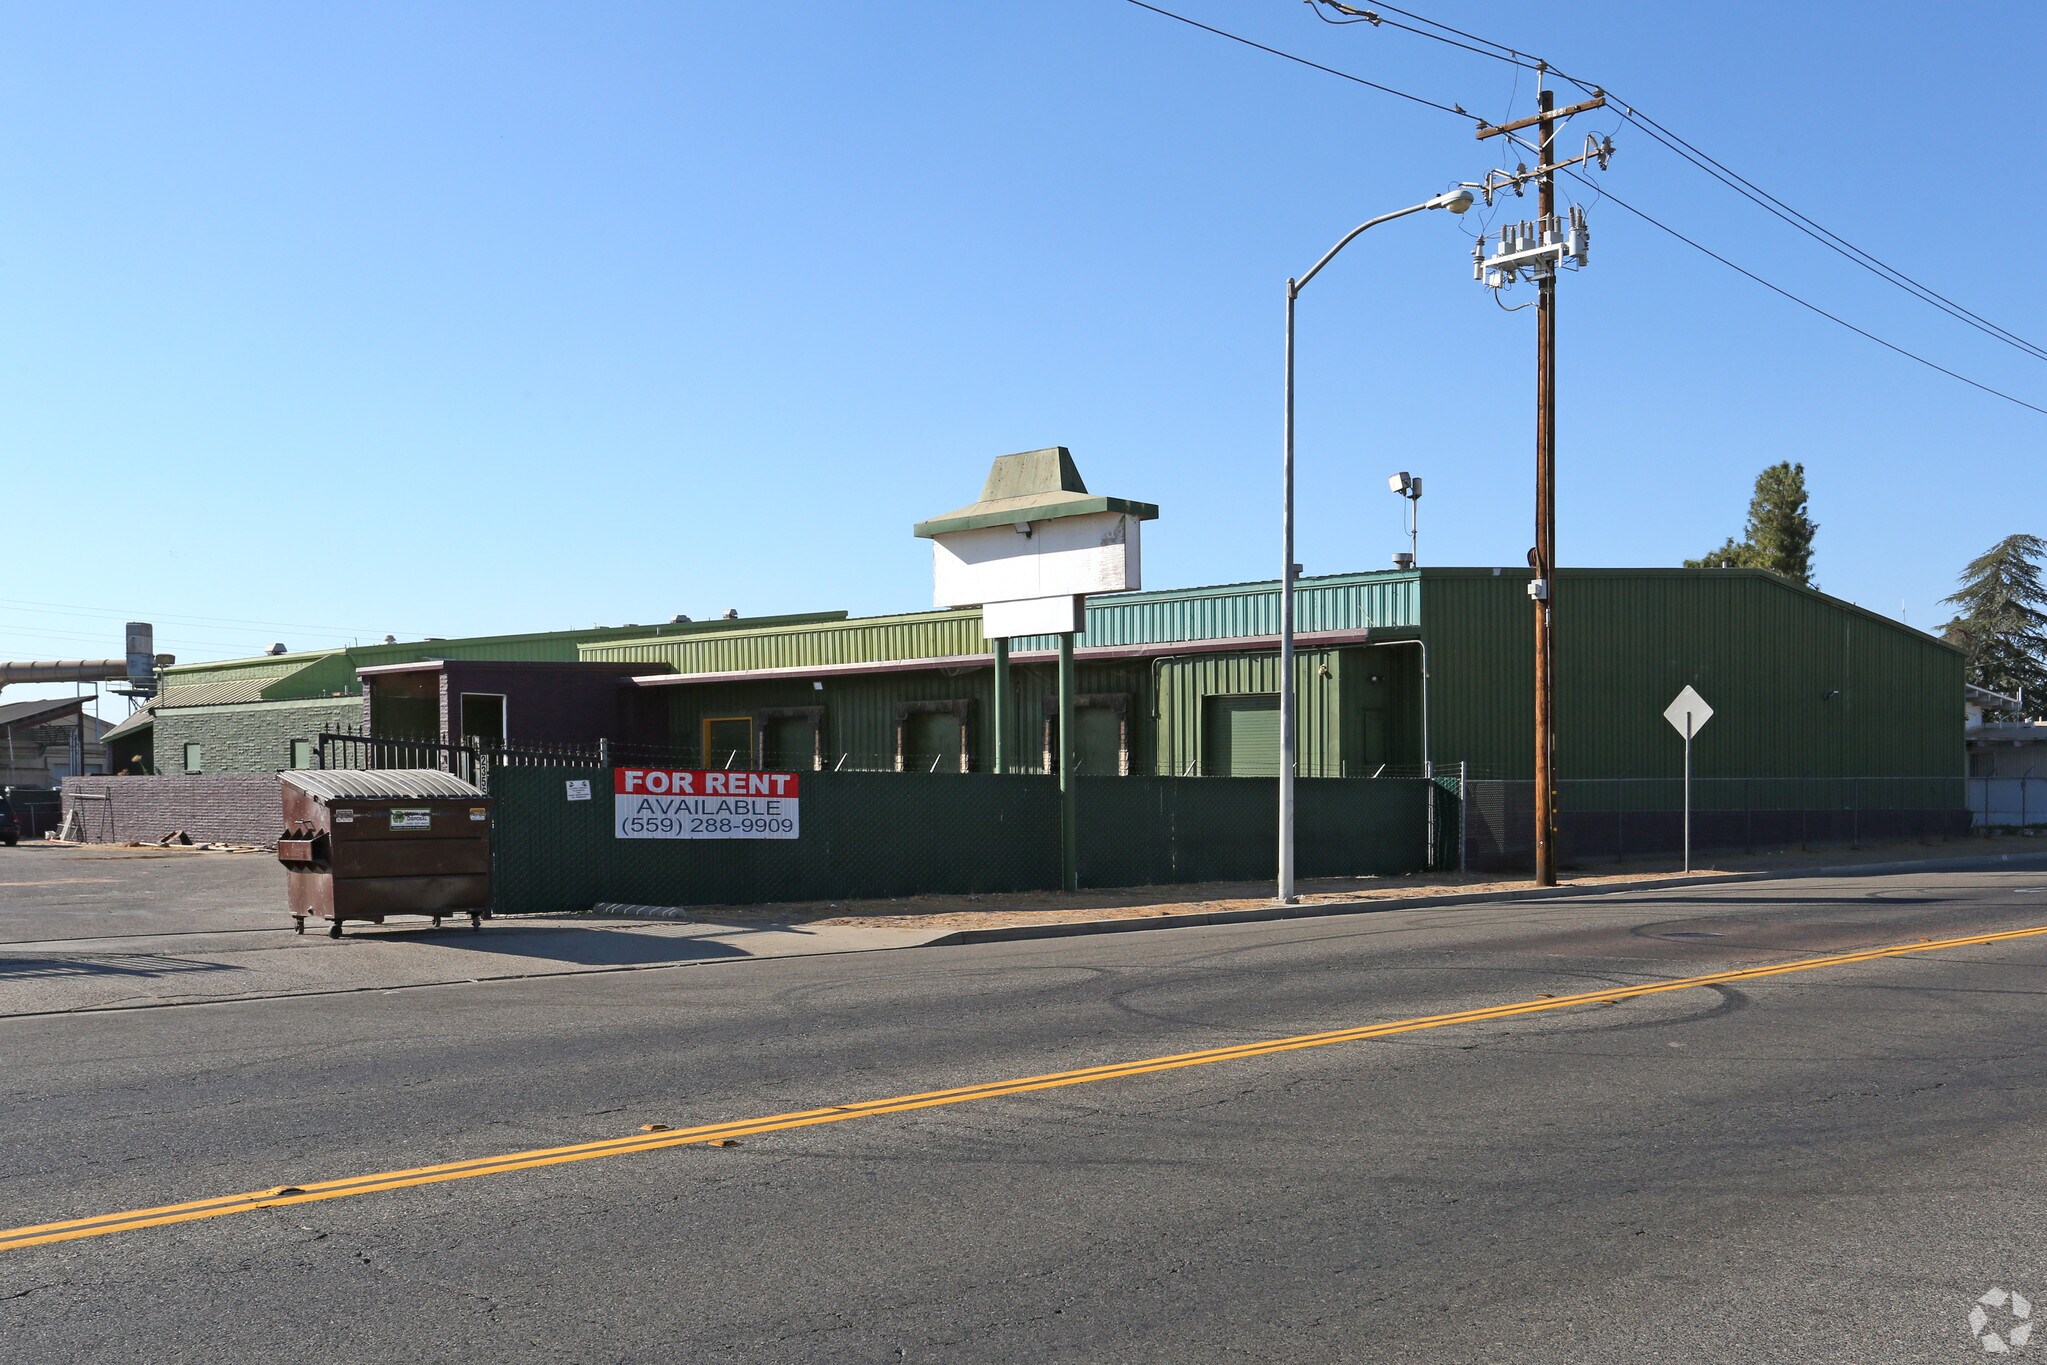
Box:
1278;188;1472;904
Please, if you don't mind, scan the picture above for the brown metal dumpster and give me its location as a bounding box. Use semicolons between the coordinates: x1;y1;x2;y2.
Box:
278;770;492;938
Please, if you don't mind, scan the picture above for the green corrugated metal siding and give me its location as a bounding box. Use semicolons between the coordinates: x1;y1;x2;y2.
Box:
1154;649;1345;777
656;660;1157;773
1419;567;1963;781
590;573;1421;675
1204;695;1281;776
160;613;848;699
1013;570;1419;652
162;655;343;696
584;610;985;672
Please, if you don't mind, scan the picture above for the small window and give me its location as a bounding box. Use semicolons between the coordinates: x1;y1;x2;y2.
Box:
183;743;204;774
290;739;314;770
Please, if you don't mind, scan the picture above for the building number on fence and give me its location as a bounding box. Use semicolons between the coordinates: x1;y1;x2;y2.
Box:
613;768;801;840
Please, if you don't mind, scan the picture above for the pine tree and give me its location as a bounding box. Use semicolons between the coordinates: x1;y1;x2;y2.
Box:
1684;461;1817;586
1942;534;2047;718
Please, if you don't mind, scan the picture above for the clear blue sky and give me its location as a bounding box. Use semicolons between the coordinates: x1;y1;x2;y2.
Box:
4;1;2042;717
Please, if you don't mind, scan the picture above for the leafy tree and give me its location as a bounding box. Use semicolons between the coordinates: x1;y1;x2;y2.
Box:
1942;534;2047;718
1684;461;1817;587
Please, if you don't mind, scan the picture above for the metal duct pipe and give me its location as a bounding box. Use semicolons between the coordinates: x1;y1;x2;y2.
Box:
0;661;130;689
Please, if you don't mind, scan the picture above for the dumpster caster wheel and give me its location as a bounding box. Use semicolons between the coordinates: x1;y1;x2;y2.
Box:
293;918;305;936
470;914;482;931
328;921;343;939
432;915;443;929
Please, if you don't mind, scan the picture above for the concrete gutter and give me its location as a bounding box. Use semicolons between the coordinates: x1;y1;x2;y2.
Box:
921;849;2047;948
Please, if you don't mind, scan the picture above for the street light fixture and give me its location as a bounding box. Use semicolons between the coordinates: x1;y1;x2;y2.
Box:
1278;187;1471;905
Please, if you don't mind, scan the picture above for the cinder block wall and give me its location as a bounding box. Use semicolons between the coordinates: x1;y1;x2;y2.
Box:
150;698;365;776
61;774;283;847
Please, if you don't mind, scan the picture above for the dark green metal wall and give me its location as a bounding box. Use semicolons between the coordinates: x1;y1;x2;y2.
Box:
1420;567;1964;780
656;660;1159;773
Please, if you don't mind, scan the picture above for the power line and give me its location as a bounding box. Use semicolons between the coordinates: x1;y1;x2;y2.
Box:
1125;0;2047;415
1308;0;2047;364
1122;0;1481;122
1557;167;2047;417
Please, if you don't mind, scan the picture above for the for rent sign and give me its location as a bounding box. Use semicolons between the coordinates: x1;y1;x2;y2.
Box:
613;768;801;840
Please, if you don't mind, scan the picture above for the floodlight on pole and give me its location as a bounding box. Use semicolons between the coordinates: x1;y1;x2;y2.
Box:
1278;187;1470;906
1390;470;1422;564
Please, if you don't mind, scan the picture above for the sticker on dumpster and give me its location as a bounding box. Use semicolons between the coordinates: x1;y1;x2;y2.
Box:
564;780;591;802
389;808;431;831
613;768;800;839
469;806;489;821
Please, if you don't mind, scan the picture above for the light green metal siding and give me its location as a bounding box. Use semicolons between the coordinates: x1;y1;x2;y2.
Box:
1419;567;1964;781
159;613;847;700
585;610;986;673
1011;570;1419;652
161;655;343;697
593;573;1421;676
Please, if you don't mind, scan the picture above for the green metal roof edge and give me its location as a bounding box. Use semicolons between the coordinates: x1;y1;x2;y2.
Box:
159;611;854;680
584;606;983;653
913;495;1160;538
160;652;343;692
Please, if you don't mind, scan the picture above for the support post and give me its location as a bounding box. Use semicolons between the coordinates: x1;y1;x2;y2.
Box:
1683;714;1693;874
991;638;1011;776
1058;630;1078;892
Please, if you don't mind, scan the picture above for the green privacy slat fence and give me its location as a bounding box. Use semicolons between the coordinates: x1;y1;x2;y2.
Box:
490;767;1453;915
1074;775;1450;887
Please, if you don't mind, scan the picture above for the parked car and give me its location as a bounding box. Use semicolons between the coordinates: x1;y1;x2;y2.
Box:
0;795;18;846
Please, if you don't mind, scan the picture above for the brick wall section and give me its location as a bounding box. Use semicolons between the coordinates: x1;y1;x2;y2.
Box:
62;774;284;847
151;698;365;775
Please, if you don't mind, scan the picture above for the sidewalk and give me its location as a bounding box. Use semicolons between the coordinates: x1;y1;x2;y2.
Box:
586;835;2047;941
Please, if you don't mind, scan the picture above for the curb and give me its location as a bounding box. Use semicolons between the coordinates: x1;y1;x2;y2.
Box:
921;848;2047;948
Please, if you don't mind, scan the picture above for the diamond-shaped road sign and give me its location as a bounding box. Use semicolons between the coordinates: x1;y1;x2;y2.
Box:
1664;685;1714;736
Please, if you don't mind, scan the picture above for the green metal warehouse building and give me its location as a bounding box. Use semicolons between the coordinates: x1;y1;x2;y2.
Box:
579;565;1962;785
109;564;1962;789
82;563;1965;865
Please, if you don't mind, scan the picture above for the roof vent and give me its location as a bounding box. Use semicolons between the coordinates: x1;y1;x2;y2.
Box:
722;609;739;620
382;635;397;645
670;614;692;624
267;643;289;656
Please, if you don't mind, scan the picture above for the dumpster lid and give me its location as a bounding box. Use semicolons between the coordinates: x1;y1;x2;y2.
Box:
281;770;487;802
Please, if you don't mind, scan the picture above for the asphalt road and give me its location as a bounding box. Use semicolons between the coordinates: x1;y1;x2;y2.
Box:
3;863;2046;1363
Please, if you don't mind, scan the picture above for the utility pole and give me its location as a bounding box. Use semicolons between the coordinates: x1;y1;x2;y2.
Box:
1475;74;1608;887
1533;85;1557;888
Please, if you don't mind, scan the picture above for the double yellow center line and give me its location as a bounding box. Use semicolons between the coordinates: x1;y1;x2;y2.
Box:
7;919;2045;1255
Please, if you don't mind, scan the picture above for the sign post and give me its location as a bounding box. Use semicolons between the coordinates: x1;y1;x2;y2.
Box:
915;448;1158;893
1662;685;1714;873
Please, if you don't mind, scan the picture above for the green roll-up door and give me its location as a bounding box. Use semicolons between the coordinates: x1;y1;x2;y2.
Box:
763;715;818;771
1205;694;1280;776
1075;707;1123;775
904;711;964;773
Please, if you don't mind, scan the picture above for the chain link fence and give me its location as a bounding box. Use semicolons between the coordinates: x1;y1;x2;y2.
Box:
1462;775;1974;872
489;765;1452;915
1969;776;2046;829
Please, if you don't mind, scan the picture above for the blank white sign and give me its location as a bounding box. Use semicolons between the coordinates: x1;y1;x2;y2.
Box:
933;511;1141;609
